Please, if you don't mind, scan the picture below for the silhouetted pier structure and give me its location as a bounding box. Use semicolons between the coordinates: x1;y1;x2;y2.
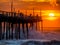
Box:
0;10;42;40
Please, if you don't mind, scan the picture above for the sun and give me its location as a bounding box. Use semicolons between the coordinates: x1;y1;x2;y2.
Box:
49;13;55;17
46;13;57;20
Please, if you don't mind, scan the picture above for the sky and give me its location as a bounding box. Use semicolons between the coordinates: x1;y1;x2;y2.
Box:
0;0;60;28
0;0;58;11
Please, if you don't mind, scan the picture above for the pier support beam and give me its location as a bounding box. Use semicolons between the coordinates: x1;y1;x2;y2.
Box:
6;22;8;40
30;23;33;29
11;23;14;39
2;22;5;39
15;24;18;39
22;23;25;36
38;22;40;31
16;23;20;39
0;22;2;40
41;20;43;32
9;22;11;39
18;23;20;39
26;23;28;39
36;22;38;31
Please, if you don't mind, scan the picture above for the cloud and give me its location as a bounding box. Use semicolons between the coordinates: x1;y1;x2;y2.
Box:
0;0;58;11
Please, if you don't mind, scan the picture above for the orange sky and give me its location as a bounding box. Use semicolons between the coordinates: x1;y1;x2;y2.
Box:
0;0;60;29
0;0;58;11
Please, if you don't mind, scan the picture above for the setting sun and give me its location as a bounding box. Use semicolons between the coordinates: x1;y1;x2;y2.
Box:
49;13;55;17
46;12;57;20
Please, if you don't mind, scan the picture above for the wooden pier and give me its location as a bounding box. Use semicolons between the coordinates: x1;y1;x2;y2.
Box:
0;10;42;40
